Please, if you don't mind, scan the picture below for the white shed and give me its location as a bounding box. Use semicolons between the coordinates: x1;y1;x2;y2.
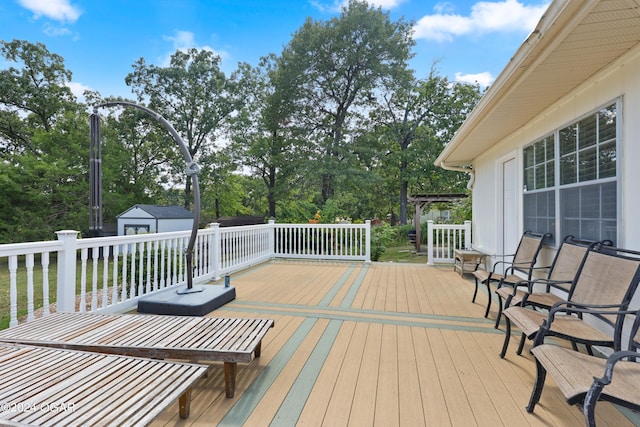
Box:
117;204;194;236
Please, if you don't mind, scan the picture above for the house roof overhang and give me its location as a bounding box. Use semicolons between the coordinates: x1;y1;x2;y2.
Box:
435;0;640;169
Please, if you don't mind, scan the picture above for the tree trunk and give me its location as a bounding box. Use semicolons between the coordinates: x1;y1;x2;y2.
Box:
399;181;408;224
399;149;409;224
321;173;334;203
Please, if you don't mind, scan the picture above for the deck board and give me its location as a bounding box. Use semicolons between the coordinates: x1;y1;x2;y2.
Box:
150;260;638;427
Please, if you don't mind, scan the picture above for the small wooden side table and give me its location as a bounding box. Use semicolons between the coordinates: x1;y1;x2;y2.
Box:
453;249;487;277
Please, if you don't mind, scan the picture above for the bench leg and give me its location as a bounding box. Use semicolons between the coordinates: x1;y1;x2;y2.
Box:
255;341;262;357
224;362;237;398
179;388;192;419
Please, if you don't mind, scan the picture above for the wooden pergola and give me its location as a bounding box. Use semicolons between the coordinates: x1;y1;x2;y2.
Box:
408;193;467;253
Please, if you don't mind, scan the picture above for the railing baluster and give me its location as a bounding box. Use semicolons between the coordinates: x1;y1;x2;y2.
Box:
138;241;144;298
130;242;137;299
91;246;99;311
113;245;122;303
121;244;128;300
102;245;109;309
80;248;88;312
9;255;18;327
42;252;51;316
26;254;34;321
145;241;151;295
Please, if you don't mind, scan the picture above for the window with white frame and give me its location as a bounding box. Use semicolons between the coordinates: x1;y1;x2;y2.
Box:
523;101;618;244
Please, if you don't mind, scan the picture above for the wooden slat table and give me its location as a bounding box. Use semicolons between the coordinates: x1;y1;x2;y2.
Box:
0;312;275;398
0;343;207;426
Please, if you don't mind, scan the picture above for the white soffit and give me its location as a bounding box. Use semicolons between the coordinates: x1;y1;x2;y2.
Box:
437;0;640;167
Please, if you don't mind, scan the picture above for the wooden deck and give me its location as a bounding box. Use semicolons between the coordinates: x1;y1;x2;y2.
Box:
151;260;640;427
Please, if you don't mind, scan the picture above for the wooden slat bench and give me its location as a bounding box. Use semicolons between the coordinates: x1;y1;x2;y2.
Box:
0;312;275;398
0;343;207;426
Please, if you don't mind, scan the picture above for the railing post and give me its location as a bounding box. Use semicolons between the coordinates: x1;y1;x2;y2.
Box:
208;223;221;280
268;219;276;259
427;220;434;266
464;220;472;249
55;230;79;313
365;220;371;263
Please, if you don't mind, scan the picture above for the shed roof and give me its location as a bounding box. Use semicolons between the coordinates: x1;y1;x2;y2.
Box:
118;204;194;219
435;0;640;168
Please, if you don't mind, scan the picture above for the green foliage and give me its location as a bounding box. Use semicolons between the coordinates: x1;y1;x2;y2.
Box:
280;0;415;204
0;18;480;243
125;48;236;210
449;192;473;224
370;223;398;261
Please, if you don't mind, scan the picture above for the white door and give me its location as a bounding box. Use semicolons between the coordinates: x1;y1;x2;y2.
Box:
502;157;518;263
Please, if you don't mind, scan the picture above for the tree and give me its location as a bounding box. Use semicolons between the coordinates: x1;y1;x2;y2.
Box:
89;94;176;222
0;39;75;154
125;49;236;210
279;0;415;203
0;40;88;242
372;67;482;223
229;56;305;218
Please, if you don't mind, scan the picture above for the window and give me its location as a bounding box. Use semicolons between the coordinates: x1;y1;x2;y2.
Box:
523;136;555;241
523;102;618;244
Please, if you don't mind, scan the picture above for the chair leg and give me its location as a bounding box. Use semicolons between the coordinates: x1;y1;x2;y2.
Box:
500;316;512;358
516;332;527;355
583;382;605;427
484;281;492;318
526;359;547;413
494;295;504;329
472;278;479;303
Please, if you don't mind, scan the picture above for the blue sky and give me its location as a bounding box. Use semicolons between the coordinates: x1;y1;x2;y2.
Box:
1;0;550;100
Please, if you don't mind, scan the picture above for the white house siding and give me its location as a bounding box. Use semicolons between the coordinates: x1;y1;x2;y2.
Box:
471;43;640;258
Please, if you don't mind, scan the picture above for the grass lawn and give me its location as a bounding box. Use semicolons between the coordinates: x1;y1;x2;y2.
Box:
378;244;426;263
0;259;54;330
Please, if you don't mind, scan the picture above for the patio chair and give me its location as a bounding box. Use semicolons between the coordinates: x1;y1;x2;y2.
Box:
502;243;640;359
472;230;551;320
0;312;274;398
0;343;208;425
497;236;595;356
526;308;640;426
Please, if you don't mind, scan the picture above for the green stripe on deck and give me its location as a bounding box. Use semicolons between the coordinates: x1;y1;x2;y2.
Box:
219;317;318;427
318;265;357;306
270;320;342;426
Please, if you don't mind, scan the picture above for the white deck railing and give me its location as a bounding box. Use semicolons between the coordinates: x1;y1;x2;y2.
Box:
1;220;371;326
427;220;472;265
273;223;370;260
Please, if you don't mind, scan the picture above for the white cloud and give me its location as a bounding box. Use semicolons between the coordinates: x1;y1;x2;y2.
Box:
311;0;404;13
414;0;549;42
43;23;72;37
455;71;494;87
66;81;92;102
360;0;405;8
161;30;228;67
18;0;81;23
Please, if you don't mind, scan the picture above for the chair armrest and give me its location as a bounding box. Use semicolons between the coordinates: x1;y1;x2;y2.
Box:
583;350;639;424
533;302;636;346
598;350;639;384
507;278;572;296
